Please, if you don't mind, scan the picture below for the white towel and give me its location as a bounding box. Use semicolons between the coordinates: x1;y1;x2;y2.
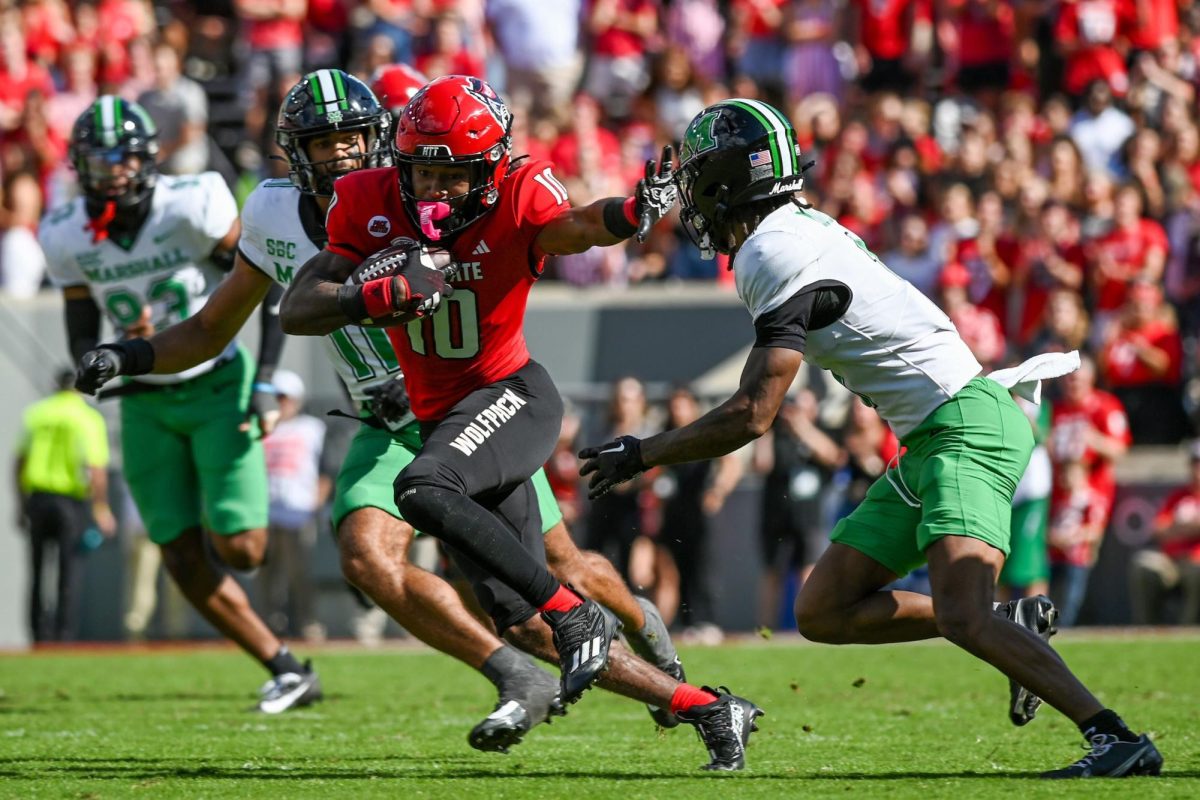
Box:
987;351;1081;405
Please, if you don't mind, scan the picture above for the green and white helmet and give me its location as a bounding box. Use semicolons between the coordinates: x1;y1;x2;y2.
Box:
676;99;808;258
69;95;160;210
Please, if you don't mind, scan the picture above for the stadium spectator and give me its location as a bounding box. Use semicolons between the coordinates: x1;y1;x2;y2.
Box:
1013;202;1086;349
1129;440;1200;625
236;0;306;154
836;397;898;519
0;14;55;133
781;0;843;106
137;41;210;176
1069;79;1135;178
1054;0;1131;98
1098;279;1187;443
1086;183;1169;343
486;0;584;127
583;0;659;120
1047;458;1109;627
753;386;843;628
259;370;329;641
883;213;943;299
645;385;742;640
848;0;932;96
1028;287;1091;357
586;376;656;579
14;369;115;642
0;172;47;298
663;0;725;83
414;11;484;80
940;260;1006;369
46;46;99;143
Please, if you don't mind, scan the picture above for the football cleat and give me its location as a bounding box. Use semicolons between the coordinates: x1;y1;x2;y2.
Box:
646;656;686;729
675;686;764;771
468;667;565;754
998;595;1059;726
1041;733;1163;779
256;660;323;714
543;598;620;704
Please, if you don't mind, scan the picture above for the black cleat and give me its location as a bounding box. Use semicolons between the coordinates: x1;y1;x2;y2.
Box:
646;656;686;729
675;686;763;771
468;668;565;754
543;598;620;704
256;659;323;714
1041;733;1163;779
998;595;1058;726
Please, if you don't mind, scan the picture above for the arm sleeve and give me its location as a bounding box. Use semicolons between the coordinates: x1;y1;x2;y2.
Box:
753;280;852;352
64;295;103;363
254;282;286;382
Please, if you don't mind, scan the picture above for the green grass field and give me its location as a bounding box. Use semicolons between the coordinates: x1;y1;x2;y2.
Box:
1;634;1197;798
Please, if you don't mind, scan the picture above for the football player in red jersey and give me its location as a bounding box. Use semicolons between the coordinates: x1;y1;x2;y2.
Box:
370;63;427;120
281;76;762;769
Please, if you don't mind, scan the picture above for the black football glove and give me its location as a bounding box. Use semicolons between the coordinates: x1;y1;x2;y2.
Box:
75;345;125;395
633;145;677;243
578;435;647;499
397;253;455;317
364;375;412;429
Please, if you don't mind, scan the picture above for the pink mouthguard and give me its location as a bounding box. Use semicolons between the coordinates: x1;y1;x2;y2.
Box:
417;201;452;241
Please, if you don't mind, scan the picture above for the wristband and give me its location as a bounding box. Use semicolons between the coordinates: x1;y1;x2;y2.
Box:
362;276;396;319
103;338;155;375
337;284;370;324
602;197;639;239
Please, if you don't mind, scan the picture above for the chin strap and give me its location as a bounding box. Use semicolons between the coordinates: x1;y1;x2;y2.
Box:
85;201;117;244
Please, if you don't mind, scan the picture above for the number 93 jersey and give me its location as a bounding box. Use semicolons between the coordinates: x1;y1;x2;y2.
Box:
41;172;239;384
735;203;982;438
238;178;404;414
325;160;571;421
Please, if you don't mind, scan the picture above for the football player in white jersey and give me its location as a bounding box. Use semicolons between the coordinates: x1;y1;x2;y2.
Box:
580;100;1162;779
43;96;320;712
75;71;702;759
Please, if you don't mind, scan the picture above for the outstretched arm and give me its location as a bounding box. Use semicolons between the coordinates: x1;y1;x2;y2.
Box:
642;347;805;466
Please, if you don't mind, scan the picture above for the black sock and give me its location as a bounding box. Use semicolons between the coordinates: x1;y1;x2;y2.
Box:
1080;709;1139;743
481;645;534;690
263;644;304;677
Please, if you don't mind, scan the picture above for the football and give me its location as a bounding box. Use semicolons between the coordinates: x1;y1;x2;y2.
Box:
348;238;456;327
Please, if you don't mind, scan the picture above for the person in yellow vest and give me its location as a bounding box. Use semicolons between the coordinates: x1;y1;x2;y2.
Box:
14;369;115;642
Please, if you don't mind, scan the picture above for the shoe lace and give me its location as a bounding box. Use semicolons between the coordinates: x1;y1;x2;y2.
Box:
693;687;737;748
1070;732;1118;769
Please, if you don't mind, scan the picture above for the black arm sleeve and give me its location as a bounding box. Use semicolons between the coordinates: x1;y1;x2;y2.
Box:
255;282;286;382
753;279;852;352
64;296;102;363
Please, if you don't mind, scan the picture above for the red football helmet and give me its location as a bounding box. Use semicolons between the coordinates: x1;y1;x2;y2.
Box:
393;75;513;239
370;63;428;120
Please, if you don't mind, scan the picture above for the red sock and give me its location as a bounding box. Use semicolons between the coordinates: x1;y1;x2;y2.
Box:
670;684;719;715
538;585;583;614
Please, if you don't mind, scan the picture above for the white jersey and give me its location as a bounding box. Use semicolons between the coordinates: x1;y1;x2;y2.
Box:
239;179;404;415
42;172;239;384
735;203;982;438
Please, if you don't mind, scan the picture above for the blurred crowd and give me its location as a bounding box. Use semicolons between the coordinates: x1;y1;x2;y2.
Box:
6;0;1200;638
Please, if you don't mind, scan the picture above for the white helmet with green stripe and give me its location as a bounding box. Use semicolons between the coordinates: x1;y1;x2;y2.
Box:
676;99;810;259
275;69;392;196
68;95;160;210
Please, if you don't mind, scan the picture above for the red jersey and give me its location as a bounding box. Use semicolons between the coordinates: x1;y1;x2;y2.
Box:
1050;389;1130;507
1090;219;1168;311
1054;0;1133;95
853;0;932;60
325;160;571;421
1048;484;1110;566
1154;488;1200;562
1101;319;1182;387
